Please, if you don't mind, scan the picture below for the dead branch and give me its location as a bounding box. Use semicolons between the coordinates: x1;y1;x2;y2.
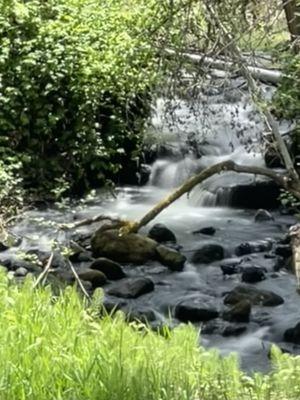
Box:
33;252;54;289
60;215;121;230
66;259;91;300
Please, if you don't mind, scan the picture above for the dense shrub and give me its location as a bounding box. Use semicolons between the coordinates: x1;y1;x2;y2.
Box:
0;0;162;197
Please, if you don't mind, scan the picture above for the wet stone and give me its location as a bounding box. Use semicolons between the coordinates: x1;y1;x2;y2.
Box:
223;300;251;323
156;245;186;271
222;325;247;337
275;245;292;259
191;244;224;264
220;259;242;276
107;277;154;299
254;209;274;222
224;285;284;307
241;267;266;283
284;322;300;345
175;297;219;322
90;258;126;280
148;223;177;243
77;269;107;288
235;240;273;256
14;267;28;277
125;307;157;324
69;251;93;263
192;227;216;236
102;299;127;315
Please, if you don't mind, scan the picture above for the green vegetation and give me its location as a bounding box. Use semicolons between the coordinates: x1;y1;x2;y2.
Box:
0;0;163;198
0;272;297;400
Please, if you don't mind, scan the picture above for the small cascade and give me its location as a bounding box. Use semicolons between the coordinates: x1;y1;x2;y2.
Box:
147;81;279;207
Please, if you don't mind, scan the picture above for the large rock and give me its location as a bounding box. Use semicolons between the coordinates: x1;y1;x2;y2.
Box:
224;285;284;307
90;258;126;280
235;240;273;256
241;267;266;283
77;269;107;288
107;277;154;299
175;297;219;322
148;224;177;243
275;245;292;259
284;322;300;344
229;181;280;209
156;245;186;271
191;244;224;264
91;229;158;264
223;300;251;323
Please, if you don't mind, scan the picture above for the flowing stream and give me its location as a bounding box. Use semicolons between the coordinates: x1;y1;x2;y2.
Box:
5;76;300;372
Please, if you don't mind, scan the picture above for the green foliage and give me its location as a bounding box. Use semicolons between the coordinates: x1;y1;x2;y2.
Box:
0;155;23;217
0;0;162;197
275;53;300;120
0;273;300;399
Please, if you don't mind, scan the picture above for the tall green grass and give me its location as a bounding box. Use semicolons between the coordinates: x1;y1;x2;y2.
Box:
0;272;299;400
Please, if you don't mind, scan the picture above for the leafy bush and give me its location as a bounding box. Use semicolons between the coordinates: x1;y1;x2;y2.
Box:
0;0;162;196
0;272;300;399
0;155;23;217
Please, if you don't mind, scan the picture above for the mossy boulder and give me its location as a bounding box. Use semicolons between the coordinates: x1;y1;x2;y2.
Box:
91;229;158;264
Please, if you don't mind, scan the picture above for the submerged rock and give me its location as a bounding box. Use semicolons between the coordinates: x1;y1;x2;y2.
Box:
223;300;251;323
224;285;284;307
91;229;157;264
107;277;154;299
148;224;177;243
156;245;186;271
254;209;274;222
90;258;126;280
222;325;247;337
192;227;216;236
191;244;224;264
241;267;266;283
284;322;300;344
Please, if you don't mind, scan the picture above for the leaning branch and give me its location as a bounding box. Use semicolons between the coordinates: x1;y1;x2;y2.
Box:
125;160;297;234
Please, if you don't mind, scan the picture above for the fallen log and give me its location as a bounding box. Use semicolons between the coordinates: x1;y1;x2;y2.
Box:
165;48;283;84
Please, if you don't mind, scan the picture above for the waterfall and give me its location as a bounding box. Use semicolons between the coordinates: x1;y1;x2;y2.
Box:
147;82;283;207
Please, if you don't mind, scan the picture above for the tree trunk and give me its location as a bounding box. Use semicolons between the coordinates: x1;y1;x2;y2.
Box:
282;0;300;43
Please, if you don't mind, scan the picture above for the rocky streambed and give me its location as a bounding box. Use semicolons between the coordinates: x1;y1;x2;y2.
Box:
0;186;299;372
2;76;299;371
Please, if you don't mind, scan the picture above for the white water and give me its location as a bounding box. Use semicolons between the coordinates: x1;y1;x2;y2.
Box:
148;81;290;206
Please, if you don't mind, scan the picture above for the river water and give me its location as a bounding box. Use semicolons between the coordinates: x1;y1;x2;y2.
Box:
7;76;300;372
